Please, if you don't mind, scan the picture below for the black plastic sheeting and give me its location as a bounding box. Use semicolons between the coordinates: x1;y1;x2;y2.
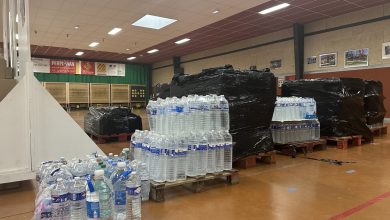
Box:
364;80;386;125
153;83;171;99
282;78;373;141
170;65;276;161
84;106;142;135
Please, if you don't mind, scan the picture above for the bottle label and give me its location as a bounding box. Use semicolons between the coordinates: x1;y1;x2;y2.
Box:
126;186;141;196
41;212;52;218
69;191;86;201
86;201;100;218
208;144;216;150
114;191;126;205
51;193;69;203
225;144;233;149
198;144;208;151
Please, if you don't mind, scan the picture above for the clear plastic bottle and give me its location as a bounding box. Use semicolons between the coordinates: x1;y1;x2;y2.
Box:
219;95;230;131
111;162;129;220
186;132;198;177
51;178;71;220
126;172;141;220
165;148;177;182
197;132;208;176
215;131;225;172
139;163;150;201
86;177;100;220
206;131;216;173
176;149;187;181
94;170;112;220
209;95;220;131
222;131;233;170
69;177;86;220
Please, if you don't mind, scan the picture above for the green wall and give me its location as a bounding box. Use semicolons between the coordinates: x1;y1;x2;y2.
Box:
34;63;151;99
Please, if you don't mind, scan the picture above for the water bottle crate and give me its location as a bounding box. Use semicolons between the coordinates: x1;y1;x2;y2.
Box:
149;169;239;202
370;125;388;136
86;132;133;144
233;151;276;169
274;139;327;157
322;135;364;150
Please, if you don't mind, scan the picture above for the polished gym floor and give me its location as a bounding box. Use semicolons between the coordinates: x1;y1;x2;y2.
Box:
0;110;389;220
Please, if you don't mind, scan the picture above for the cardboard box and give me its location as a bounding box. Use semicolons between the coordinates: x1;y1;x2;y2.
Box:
0;79;17;101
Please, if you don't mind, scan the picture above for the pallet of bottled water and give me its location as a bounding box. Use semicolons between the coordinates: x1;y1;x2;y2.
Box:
34;151;149;220
272;97;317;121
136;94;234;184
271;120;321;144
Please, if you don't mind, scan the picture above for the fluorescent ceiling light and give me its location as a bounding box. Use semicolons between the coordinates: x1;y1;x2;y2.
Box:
259;3;290;15
147;49;159;54
127;56;136;60
16;14;19;23
16;46;19;51
74;25;79;29
132;14;177;30
89;42;99;47
75;51;84;56
212;10;220;14
175;38;191;44
108;27;122;35
16;34;19;40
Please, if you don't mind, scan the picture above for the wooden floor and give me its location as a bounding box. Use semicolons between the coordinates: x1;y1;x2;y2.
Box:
1;110;390;219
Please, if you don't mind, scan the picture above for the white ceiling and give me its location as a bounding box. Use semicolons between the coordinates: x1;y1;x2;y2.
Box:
28;0;270;54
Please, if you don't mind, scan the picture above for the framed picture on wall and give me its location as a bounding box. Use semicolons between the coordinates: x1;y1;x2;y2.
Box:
270;59;282;69
344;48;369;68
319;53;337;67
307;56;317;64
382;42;390;59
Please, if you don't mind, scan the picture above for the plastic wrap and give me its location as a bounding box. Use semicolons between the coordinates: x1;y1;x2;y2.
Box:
170;65;276;160
84;106;142;135
282;78;373;141
364;80;386;126
153;83;171;99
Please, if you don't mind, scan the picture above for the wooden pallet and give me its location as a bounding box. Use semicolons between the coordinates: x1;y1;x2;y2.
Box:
150;169;239;202
370;125;388;136
86;132;133;144
322;135;363;149
233;151;276;169
275;139;327;157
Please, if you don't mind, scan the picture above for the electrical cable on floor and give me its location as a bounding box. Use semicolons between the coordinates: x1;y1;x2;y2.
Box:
297;155;357;166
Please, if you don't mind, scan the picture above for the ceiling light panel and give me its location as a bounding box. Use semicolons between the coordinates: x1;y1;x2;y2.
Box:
259;3;290;15
108;27;122;35
132;14;177;30
75;51;84;56
147;49;159;54
175;38;191;44
89;42;99;47
127;57;136;60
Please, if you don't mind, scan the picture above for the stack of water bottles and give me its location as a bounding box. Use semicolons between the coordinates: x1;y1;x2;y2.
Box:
34;152;149;220
134;94;233;183
271;97;320;144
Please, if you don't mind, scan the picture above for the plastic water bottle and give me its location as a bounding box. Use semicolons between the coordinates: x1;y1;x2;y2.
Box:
176;149;187;181
198;133;208;175
166;148;177;182
94;170;112;220
206;132;216;173
139;163;150;201
219;95;230;131
126;172;142;220
51;178;70;220
186;132;199;177
209;95;220;130
86;176;100;220
215;131;224;172
111;162;129;220
69;177;86;220
222;131;233;170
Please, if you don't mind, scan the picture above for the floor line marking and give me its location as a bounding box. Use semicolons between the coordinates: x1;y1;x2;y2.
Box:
329;191;390;220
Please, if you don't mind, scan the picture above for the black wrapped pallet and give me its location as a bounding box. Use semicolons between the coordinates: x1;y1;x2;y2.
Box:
282;78;373;141
84;106;142;135
364;80;386;126
153;83;171;99
170;65;277;161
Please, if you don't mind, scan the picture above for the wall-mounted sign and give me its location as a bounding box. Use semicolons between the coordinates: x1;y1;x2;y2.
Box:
344;48;368;68
307;56;317;64
319;53;337;67
382;42;390;59
80;61;95;75
32;58;50;73
50;59;77;74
